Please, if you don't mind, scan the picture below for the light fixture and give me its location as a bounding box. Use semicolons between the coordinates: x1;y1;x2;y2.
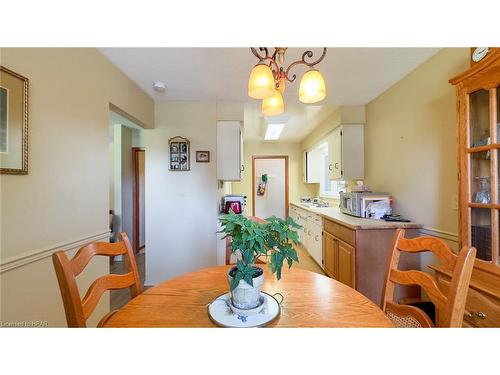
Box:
262;89;285;116
248;47;327;115
299;69;326;103
248;62;276;99
264;123;285;140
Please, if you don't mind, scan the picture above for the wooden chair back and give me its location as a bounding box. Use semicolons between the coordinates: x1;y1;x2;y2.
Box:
382;229;476;328
52;232;142;327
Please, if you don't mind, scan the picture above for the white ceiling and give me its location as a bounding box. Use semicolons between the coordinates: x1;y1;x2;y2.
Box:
99;47;440;142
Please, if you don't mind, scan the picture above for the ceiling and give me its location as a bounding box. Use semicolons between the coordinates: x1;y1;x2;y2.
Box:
99;47;440;142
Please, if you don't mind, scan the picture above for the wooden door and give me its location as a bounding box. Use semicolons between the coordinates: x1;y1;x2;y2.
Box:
337;240;355;288
328;127;342;180
323;231;336;278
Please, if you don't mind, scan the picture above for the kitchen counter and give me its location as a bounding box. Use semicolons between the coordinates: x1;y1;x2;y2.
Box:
290;202;421;230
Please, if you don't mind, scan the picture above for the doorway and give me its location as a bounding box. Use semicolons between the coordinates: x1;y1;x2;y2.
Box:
132;147;145;254
252;155;289;219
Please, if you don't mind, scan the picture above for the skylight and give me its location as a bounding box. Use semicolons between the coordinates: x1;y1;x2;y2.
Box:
264;123;285;140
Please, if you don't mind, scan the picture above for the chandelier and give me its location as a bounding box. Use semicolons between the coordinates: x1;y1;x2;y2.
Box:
248;47;327;116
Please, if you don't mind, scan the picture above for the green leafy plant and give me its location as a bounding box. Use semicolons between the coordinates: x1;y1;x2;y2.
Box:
218;211;302;291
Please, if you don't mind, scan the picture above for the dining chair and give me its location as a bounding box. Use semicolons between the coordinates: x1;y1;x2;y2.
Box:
381;229;476;328
52;232;142;327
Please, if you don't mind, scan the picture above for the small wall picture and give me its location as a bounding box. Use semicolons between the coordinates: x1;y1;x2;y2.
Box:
196;151;210;163
168;136;190;171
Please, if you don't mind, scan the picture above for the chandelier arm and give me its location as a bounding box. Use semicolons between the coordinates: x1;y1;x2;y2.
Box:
250;47;270;61
284;47;327;82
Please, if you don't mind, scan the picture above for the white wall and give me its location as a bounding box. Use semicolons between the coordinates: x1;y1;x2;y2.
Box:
145;101;219;285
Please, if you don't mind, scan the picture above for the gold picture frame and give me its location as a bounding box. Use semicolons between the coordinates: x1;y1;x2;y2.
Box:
0;66;29;175
168;136;190;171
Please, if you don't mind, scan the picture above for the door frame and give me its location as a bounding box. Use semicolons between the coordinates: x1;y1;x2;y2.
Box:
252;155;289;219
132;147;145;254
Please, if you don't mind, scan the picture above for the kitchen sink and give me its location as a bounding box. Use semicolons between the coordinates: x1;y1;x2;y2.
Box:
300;202;330;208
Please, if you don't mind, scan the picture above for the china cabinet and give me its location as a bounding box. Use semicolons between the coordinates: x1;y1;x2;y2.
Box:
441;47;500;327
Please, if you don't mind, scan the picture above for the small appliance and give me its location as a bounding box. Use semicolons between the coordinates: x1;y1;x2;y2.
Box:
222;195;247;214
339;191;391;218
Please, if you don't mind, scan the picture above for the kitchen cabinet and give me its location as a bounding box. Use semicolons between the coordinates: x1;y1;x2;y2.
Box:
448;47;500;327
303;148;322;183
327;124;364;181
337;240;355;287
216;121;243;181
291;205;323;267
323;231;336;278
307;215;323;266
322;229;355;288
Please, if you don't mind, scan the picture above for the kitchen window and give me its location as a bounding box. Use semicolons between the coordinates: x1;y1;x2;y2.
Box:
319;149;344;197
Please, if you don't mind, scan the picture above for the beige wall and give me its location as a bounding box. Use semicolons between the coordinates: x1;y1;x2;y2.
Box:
232;141;317;215
364;48;469;235
0;48;154;327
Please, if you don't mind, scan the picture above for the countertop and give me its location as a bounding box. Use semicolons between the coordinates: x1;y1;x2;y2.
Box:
290;202;422;230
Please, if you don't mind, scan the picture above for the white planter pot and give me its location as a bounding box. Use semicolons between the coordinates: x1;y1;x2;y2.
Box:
227;267;264;310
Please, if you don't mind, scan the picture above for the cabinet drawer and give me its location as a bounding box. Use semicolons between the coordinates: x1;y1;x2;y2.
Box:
437;277;500;328
323;219;355;246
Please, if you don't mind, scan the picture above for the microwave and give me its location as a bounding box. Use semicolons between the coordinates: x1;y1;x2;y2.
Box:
339;191;391;218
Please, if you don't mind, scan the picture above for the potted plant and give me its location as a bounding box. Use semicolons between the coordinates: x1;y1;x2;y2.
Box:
218;211;301;310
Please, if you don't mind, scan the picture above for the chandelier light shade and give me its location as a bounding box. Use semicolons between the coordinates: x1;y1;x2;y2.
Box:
248;62;276;99
248;47;327;116
262;90;285;116
299;69;327;104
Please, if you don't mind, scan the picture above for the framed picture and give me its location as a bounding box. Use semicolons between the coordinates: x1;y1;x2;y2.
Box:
196;151;210;163
168;136;190;171
1;66;29;174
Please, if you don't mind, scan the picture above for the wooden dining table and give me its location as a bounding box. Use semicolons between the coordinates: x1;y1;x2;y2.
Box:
104;266;394;328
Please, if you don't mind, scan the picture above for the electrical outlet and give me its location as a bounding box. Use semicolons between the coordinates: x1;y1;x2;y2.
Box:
451;194;458;211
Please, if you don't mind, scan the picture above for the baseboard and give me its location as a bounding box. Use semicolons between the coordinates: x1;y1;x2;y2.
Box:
0;230;111;273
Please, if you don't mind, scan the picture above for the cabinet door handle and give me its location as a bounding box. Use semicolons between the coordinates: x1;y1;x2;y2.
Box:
328;164;333;171
465;311;487;320
476;311;487;319
308;230;311;235
241;165;245;171
315;235;319;241
334;162;339;169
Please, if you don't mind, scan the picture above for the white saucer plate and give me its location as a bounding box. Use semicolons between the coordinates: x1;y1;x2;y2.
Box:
207;291;281;328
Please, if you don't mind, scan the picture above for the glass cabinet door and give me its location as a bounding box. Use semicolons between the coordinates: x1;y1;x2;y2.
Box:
469;89;490;147
467;87;499;264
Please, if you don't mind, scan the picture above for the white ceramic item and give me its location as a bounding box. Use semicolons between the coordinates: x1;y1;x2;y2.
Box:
227;267;264;309
207;292;281;328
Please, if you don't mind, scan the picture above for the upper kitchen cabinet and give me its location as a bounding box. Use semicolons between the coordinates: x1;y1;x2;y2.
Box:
217;121;243;181
303;147;322;183
327;124;364;181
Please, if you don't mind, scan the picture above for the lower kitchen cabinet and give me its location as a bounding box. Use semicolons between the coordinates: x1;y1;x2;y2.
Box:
323;232;336;278
337;240;355;288
322;231;355;288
